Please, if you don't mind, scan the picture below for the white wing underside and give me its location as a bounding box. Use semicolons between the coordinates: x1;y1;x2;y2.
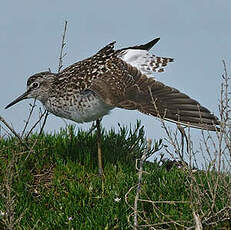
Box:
118;49;173;77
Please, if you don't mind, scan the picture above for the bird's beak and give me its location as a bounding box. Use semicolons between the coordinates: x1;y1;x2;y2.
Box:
5;90;30;109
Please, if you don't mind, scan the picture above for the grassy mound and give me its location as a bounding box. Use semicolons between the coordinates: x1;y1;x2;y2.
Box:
0;122;230;229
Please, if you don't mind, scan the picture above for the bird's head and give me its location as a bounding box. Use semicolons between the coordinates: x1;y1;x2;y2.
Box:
5;71;56;109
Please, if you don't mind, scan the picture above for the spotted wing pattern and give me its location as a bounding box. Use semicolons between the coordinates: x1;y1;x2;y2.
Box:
118;49;174;74
89;57;220;131
117;38;173;75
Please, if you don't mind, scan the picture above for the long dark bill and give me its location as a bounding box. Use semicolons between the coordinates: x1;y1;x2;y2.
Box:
5;91;30;109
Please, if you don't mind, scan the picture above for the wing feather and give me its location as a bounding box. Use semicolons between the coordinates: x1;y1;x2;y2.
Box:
89;53;219;131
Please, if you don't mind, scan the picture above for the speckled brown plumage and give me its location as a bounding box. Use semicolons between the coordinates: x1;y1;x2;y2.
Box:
5;38;220;131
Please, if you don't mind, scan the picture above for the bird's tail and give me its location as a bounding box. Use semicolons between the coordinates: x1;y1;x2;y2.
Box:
117;37;174;75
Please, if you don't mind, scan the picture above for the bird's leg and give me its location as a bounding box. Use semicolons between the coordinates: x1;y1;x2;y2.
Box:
96;118;103;177
86;121;98;137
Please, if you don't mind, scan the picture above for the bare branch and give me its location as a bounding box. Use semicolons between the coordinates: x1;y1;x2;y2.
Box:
0;115;28;149
38;20;68;136
57;20;68;73
21;99;37;137
133;139;152;230
25;109;47;139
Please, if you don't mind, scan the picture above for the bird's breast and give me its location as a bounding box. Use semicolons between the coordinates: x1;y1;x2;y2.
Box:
45;91;114;123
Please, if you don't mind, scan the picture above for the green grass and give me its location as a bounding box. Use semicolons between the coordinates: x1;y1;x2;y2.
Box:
0;122;230;229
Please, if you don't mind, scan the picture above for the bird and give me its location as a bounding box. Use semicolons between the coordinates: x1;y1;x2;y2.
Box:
5;37;220;174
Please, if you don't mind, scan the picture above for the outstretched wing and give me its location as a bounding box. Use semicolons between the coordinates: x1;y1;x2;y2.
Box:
89;59;220;131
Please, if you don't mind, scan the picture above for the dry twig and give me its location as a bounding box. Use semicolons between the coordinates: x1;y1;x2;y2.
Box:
38;20;68;135
133;139;152;230
0;115;28;149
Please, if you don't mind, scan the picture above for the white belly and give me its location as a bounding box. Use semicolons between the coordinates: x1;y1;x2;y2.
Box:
45;95;114;123
68;99;114;123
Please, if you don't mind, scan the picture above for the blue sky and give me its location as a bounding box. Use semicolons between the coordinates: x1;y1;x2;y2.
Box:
1;1;231;159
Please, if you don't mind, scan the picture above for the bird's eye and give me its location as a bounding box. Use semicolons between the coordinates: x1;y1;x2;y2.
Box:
31;82;40;89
